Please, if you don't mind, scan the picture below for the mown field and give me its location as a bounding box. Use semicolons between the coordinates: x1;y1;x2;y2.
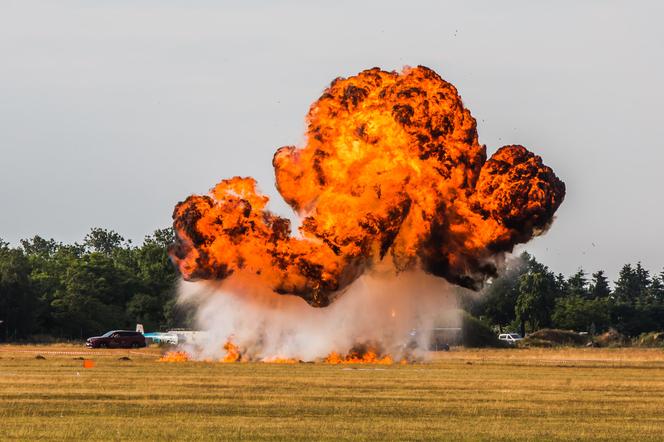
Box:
1;345;664;440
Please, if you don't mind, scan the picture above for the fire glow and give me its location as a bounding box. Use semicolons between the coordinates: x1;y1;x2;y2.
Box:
158;343;398;365
168;66;565;362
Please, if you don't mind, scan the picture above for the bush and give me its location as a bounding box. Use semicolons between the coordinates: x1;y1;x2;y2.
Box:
634;331;664;348
461;313;505;348
518;338;554;348
552;296;610;332
520;328;588;347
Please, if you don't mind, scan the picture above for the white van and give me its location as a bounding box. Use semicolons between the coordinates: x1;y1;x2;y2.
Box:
498;333;523;345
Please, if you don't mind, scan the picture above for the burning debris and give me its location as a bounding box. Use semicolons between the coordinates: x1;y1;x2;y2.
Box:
159;342;402;365
168;66;565;363
170;66;564;308
221;341;241;362
325;343;395;365
158;351;190;362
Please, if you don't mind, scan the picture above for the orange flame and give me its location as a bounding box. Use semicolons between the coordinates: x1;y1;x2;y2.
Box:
170;66;565;306
261;356;300;364
324;342;398;364
156;342;403;364
221;340;241;362
158;351;190;362
325;351;394;365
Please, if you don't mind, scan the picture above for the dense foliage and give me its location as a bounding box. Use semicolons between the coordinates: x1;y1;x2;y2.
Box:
0;229;662;341
0;228;188;340
471;252;664;337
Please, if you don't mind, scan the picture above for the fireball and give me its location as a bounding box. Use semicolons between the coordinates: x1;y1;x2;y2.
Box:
170;66;565;307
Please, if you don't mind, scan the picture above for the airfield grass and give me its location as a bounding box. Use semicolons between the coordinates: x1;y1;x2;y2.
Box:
1;345;664;440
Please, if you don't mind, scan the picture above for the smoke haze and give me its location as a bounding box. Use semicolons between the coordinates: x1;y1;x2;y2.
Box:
179;263;458;361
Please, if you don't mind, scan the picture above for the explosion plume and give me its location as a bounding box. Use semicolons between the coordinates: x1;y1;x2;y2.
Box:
170;65;565;309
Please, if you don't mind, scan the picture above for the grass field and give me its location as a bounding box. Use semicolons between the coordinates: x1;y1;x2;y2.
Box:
1;345;664;440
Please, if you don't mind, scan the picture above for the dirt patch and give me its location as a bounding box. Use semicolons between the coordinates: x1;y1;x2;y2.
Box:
595;328;628;347
520;329;588;347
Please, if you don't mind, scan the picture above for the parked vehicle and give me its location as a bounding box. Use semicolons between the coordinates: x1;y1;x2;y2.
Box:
143;332;178;345
406;328;460;350
86;330;146;348
498;333;523;345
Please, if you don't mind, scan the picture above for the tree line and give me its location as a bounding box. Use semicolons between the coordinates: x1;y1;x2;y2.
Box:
1;229;662;341
469;252;664;337
0;228;186;340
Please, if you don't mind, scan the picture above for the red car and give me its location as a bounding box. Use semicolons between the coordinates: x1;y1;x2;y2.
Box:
86;330;146;348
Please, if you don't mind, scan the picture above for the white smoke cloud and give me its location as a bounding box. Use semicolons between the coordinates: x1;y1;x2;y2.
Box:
177;262;459;362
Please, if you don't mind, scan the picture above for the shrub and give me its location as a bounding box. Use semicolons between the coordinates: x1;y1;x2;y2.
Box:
520;328;588;347
634;331;664;348
461;313;505;348
518;338;554;348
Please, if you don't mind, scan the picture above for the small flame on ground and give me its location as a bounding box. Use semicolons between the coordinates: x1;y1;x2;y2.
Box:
324;351;394;365
158;351;190;362
261;356;300;364
157;341;406;365
222;341;241;363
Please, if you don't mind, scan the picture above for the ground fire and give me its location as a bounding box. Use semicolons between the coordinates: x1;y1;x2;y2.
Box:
158;342;399;364
169;65;565;309
324;343;395;364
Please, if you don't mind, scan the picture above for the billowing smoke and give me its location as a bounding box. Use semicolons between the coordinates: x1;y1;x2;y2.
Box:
180;263;458;362
168;66;565;361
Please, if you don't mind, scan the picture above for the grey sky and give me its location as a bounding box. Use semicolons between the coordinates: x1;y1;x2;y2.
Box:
1;1;662;282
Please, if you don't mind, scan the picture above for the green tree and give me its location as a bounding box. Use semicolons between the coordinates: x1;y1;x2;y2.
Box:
473;255;527;330
614;264;639;303
567;269;589;299
84;228;127;255
515;269;558;335
0;228;184;340
20;236;58;258
49;252;130;337
555;273;568;297
634;262;651;303
647;273;664;304
589;270;611;299
0;244;40;339
552;296;610;332
127;228;179;329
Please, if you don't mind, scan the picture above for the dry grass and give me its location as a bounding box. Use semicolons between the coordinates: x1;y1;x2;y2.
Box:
1;345;664;440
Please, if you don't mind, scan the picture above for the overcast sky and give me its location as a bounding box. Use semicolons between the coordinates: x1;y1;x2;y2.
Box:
1;1;662;281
